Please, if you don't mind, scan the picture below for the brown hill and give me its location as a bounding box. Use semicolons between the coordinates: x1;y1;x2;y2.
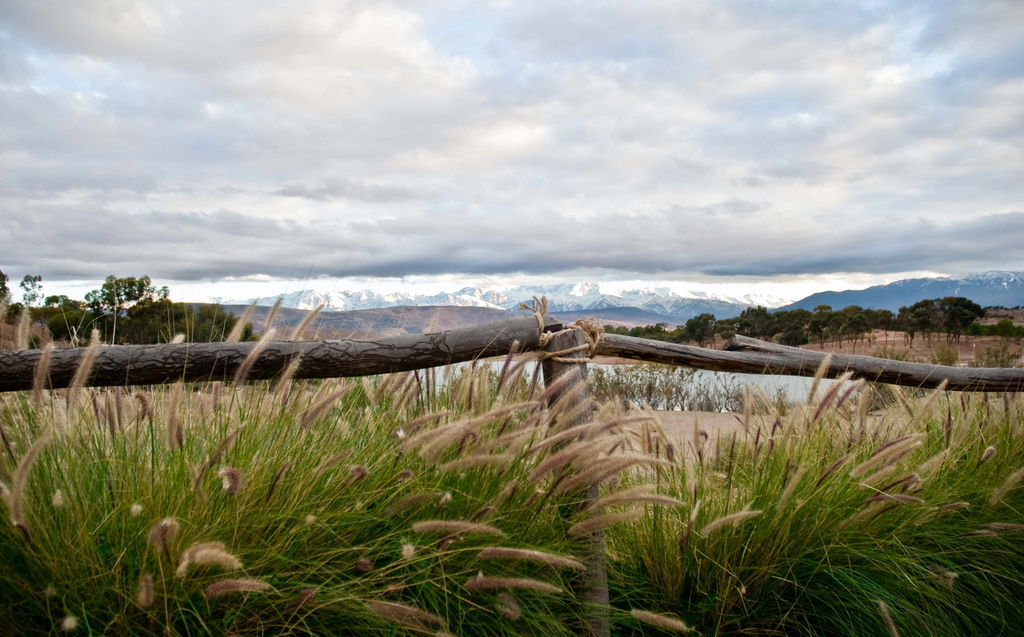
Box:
221;304;516;339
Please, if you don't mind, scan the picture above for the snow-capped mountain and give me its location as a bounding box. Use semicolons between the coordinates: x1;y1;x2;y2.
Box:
227;271;1024;323
229;282;790;321
779;271;1024;312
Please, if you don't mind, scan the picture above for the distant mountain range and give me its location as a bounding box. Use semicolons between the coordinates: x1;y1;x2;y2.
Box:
778;271;1024;312
225;272;1024;334
228;283;781;322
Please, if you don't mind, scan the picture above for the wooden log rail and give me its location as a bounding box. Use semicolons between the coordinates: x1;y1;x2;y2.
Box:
595;333;1024;392
0;315;1022;392
0;316;562;393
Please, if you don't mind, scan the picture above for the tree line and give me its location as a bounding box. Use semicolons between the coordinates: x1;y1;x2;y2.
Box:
0;271;252;346
604;296;1012;351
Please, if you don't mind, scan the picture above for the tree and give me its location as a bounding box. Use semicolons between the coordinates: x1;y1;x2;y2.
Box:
0;269;8;302
828;313;847;348
85;275;168;314
39;296;91;345
899;300;939;345
937;297;984;343
844;312;870;353
807;306;834;347
715;320;737;341
168;303;253;343
84;276;169;343
19;274;43;307
776;309;810;346
684;313;717;347
990;318;1020;341
867;309;895;332
736;306;775;340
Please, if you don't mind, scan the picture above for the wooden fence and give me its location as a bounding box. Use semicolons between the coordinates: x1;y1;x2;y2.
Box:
1;315;1022;393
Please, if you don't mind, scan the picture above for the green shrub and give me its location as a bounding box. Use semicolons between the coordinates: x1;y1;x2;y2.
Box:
588;364;750;412
971;342;1021;368
930;345;960;366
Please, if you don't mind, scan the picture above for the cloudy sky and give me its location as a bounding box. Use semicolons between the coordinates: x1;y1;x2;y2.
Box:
2;0;1022;304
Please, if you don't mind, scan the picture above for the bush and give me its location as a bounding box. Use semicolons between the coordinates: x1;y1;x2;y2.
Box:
971;342;1021;368
588;364;750;412
930;345;959;366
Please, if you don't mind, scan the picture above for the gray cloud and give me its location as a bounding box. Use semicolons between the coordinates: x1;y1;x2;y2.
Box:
1;0;1022;290
5;203;1020;284
274;179;429;203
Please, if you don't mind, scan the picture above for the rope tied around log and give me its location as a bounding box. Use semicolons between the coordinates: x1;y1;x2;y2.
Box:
520;297;603;363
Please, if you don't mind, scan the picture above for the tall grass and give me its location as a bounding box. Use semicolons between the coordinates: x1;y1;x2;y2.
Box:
610;382;1024;636
0;362;665;635
0;359;1022;635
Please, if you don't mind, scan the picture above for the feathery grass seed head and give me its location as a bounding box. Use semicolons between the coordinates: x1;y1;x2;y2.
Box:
878;600;900;637
355;557;374;572
204;578;270;598
964;529;999;537
568;509;645;537
10;432;52;532
989;467;1024;505
67;329;100;407
495;592;521;620
984;522;1024;531
464;575;562;594
850;435;924;479
346;465;369;486
225;303;256;343
630;609;693;633
365;600;445;630
176;542;241;577
700;509;762;535
588;485;682;511
411;520;506;537
136;574;154;607
478;547;585;570
32;342;54;405
217;467;243;496
437;492;452;509
147;518;180;554
234;328;276;383
978;446;997;466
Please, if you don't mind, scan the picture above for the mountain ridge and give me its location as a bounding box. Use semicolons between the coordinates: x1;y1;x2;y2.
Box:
227;283;774;321
225;271;1024;327
778;271;1024;312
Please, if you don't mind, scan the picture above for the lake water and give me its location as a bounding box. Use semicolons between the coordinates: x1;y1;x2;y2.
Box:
686;369;839;404
455;359;841;407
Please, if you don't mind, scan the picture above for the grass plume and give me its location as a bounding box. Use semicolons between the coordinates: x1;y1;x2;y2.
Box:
464;575;562;594
478;547;586;571
630;609;693;633
9;433;52;536
204;578;270;598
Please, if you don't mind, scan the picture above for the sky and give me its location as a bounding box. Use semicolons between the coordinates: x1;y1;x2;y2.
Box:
1;0;1023;305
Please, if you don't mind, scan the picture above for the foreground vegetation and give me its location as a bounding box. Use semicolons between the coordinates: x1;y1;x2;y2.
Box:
0;359;1022;635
